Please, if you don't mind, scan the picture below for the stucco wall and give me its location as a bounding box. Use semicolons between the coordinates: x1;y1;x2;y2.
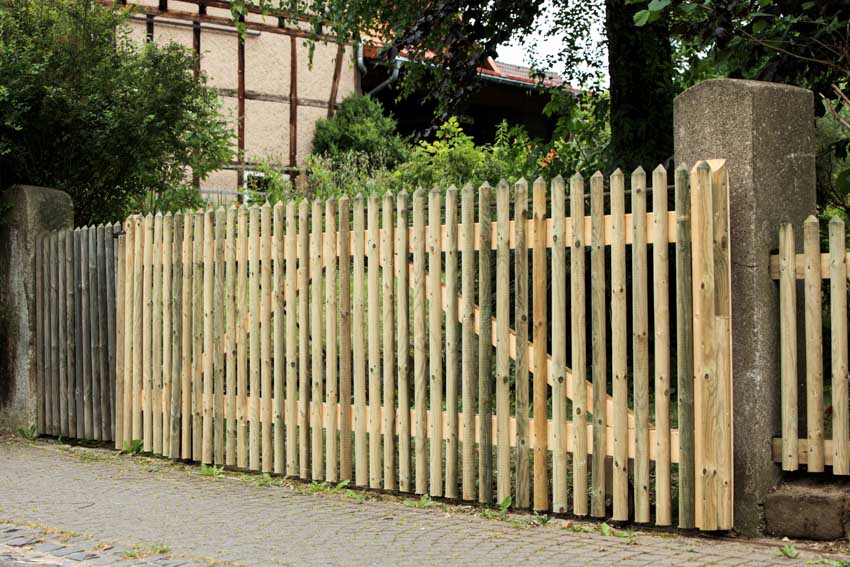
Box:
125;2;358;195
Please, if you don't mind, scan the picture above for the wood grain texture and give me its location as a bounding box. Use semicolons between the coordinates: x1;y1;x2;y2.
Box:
224;208;237;465
353;196;367;485
107;225;119;440
674;166;695;528
236;207;249;467
514;180;530;510
74;230;84;439
326;199;338;482
95;226;109;440
779;223;799;471
214;208;226;465
551;177;567;514
298;201;311;479
610;170;628;521
192;213;204;460
311;200;324;480
691;162;717;530
461;184;476;502
532;178;548;512
711;162;733;529
338;197;352;481
82;229;94;440
478;184;493;504
413;189;427;495
803;216;824;472
444;187;459;499
248;206;261;471
589;172;606;518
141;216;154;449
202;210;214;464
273;202;285;474
570;174;587;517
261;203;273;473
285;202;299;476
114;232;126;449
652;166;671;525
151;216;163;452
58;231;67;437
495;181;511;506
397;192;411;492
429;189;443;497
631;169;650;523
36;236;45;435
93;226;106;441
170;213;184;459
829;218;848;475
162;214;173;455
49;234;58;436
367;195;381;489
382;194;396;490
181;214;194;459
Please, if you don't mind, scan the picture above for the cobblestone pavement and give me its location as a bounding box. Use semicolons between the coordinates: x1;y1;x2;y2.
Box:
0;438;846;566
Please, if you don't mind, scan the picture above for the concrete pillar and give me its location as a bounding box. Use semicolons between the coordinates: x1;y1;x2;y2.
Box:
674;79;816;534
0;186;73;433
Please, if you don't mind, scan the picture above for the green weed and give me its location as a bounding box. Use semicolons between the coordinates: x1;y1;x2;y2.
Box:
780;544;799;559
200;464;224;478
404;494;436;508
498;496;512;520
343;488;366;503
121;543;170;560
122;439;144;455
563;522;596;534
307;480;351;495
78;450;111;463
16;425;37;440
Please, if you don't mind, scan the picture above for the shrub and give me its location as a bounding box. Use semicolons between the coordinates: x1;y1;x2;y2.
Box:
394;118;546;189
0;0;234;224
126;185;207;218
307;152;398;200
312;95;408;168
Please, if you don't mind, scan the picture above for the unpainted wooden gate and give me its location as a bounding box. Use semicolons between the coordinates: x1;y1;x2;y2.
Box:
37;161;734;531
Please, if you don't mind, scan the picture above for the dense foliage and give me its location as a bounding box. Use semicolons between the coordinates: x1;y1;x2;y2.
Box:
299;95;611;199
312;95;408;168
0;0;233;224
634;0;848;96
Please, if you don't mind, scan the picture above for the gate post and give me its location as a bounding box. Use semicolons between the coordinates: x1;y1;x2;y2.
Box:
674;79;816;534
0;186;74;434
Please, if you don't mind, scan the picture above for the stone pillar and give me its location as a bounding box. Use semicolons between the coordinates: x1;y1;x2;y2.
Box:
0;186;73;433
674;79;816;535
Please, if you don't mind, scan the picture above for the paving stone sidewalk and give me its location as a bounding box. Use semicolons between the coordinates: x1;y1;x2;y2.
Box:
0;522;200;566
0;438;845;566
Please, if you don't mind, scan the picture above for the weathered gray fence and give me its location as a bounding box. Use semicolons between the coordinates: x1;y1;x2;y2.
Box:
36;223;120;441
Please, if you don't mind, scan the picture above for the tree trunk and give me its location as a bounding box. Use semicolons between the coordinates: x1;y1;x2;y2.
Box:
605;0;675;172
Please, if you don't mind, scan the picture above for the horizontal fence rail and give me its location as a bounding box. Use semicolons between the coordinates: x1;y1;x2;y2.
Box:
36;223;119;442
771;215;850;475
38;161;733;531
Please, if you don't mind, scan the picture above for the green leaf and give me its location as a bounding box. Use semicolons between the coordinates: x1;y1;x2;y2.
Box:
648;0;671;11
758;0;772;6
835;167;850;196
801;1;816;9
752;19;768;34
633;9;652;26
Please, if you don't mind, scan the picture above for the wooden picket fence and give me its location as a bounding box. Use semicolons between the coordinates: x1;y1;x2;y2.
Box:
771;215;850;474
35;223;120;442
35;161;733;530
